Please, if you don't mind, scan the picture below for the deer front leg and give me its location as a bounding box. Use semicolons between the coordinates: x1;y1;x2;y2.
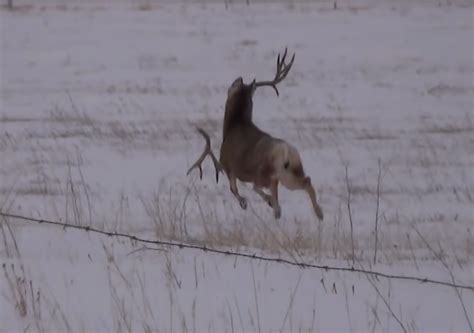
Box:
270;179;281;219
253;184;273;207
229;174;247;210
303;177;324;221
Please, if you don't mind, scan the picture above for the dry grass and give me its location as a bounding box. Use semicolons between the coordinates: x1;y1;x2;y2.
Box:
1;3;472;332
2;105;472;265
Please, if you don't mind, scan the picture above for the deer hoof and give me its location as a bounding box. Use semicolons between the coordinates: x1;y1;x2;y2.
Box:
315;205;324;221
274;206;281;219
239;197;248;210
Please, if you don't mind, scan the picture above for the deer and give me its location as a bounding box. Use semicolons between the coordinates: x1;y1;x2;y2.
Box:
186;48;323;221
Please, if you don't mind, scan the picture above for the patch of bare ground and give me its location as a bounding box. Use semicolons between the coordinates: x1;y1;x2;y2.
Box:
355;130;398;141
427;83;474;97
0;4;34;12
421;125;474;135
0;117;44;123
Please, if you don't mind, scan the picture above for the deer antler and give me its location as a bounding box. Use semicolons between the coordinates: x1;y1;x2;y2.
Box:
186;127;223;183
254;47;295;97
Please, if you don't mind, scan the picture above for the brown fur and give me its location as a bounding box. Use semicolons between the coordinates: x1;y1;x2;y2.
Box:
187;50;323;220
222;77;255;139
218;79;323;221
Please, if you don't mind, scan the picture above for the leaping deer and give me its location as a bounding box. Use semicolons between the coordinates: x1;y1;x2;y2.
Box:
187;48;323;221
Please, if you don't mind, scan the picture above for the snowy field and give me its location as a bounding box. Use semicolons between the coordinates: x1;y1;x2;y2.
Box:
1;0;473;332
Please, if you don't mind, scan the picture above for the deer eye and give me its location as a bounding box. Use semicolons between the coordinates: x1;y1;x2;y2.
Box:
284;161;290;169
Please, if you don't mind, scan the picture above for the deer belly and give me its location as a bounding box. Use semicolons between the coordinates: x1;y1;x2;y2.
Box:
236;166;272;188
234;170;255;183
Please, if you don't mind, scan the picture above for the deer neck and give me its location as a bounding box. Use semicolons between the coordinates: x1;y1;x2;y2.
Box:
222;91;253;139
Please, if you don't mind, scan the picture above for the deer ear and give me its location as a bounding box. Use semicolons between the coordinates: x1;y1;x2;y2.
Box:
232;77;243;86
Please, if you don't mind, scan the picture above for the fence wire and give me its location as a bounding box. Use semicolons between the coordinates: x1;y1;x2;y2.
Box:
1;211;473;292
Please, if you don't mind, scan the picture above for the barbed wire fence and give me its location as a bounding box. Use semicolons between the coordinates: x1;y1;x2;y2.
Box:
1;211;473;292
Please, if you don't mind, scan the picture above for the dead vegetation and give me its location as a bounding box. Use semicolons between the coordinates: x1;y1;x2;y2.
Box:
1;99;472;264
1;2;473;331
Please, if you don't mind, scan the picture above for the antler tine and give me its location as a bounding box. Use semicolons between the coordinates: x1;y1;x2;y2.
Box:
278;47;288;70
254;47;295;97
186;127;222;183
274;51;295;85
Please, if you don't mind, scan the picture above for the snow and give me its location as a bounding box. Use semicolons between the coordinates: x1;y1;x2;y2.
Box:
1;0;473;332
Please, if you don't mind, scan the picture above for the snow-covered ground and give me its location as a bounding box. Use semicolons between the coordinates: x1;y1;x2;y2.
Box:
1;0;473;332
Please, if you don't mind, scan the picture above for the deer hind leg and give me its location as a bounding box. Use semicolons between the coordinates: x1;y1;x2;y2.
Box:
303;178;324;221
280;175;323;221
270;179;282;219
253;184;273;208
229;173;247;210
